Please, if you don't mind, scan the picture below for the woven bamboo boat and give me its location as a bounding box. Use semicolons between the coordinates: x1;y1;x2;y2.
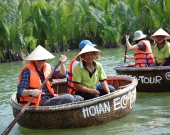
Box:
10;75;137;129
114;65;170;92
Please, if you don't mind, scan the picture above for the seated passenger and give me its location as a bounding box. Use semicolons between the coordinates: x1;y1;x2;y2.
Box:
72;45;115;100
67;40;115;95
150;28;170;66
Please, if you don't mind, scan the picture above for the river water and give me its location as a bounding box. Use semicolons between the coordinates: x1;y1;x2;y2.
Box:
0;47;170;135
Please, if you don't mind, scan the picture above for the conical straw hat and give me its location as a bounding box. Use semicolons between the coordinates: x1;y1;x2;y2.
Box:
26;45;55;60
150;28;170;40
75;45;103;61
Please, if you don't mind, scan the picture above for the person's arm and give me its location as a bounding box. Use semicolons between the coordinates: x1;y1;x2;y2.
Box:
72;63;100;95
100;80;110;94
125;35;139;50
151;45;157;66
151;58;158;66
98;63;110;94
73;83;100;94
159;59;167;66
59;55;67;75
17;69;41;97
21;89;40;97
124;55;135;59
159;42;170;66
51;55;67;79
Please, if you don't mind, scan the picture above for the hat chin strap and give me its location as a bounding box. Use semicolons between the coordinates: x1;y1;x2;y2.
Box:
157;39;165;44
80;57;97;68
80;57;86;62
80;57;85;68
98;55;101;59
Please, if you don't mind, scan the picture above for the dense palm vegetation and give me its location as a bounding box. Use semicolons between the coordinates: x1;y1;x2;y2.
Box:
0;0;170;62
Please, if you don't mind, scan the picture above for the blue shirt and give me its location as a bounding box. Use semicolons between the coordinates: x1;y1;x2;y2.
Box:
17;66;66;101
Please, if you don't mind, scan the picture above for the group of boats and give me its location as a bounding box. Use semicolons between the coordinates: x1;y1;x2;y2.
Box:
8;64;170;130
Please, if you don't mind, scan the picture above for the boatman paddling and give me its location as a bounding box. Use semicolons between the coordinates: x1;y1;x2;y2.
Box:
17;45;84;106
125;30;155;67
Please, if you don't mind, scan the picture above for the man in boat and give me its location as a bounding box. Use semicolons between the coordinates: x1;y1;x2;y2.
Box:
17;45;84;106
150;28;170;66
71;45;113;100
124;30;155;67
67;40;115;96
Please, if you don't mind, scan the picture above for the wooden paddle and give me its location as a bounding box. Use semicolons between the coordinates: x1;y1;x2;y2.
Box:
1;50;70;135
124;44;127;63
124;28;130;63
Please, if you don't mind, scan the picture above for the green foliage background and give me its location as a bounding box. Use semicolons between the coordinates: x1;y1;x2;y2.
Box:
0;0;170;53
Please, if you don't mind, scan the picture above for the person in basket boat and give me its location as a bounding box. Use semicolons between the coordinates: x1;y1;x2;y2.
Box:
17;45;84;106
150;28;170;66
71;45;114;100
67;40;115;96
125;30;155;67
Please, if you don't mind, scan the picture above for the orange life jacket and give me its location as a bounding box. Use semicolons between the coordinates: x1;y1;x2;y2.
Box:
67;57;76;94
18;61;55;106
134;40;155;67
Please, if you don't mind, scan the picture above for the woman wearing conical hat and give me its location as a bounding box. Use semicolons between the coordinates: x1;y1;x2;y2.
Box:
150;28;170;66
17;45;84;106
72;45;115;100
125;30;155;67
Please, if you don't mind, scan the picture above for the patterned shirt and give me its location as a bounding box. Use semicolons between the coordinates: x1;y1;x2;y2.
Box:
17;66;66;101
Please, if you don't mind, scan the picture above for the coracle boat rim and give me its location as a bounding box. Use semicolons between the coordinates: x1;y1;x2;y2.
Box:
114;65;170;71
10;75;137;112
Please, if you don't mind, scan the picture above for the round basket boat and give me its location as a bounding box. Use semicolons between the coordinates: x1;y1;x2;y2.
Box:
114;65;170;92
10;75;138;129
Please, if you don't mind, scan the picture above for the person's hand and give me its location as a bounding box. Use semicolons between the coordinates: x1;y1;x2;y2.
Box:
125;35;130;40
30;89;41;97
106;91;110;94
60;55;67;64
150;62;156;67
124;55;128;59
54;94;59;97
150;63;154;67
89;89;100;95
